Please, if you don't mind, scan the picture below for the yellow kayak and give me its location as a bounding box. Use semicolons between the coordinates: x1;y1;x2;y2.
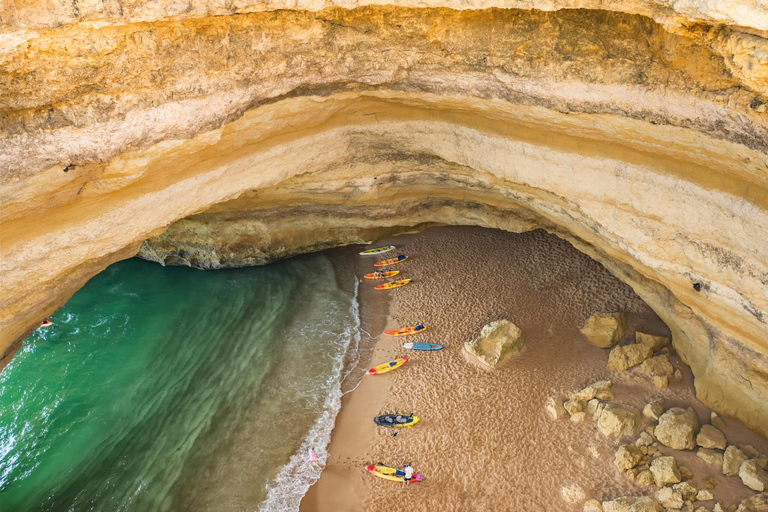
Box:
364;271;400;280
384;325;425;337
360;246;395;255
367;357;408;375
365;465;424;483
375;279;412;290
375;255;408;267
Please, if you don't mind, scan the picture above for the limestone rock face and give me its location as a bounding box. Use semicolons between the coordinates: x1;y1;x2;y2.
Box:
1;0;768;442
655;408;700;450
596;404;641;438
464;320;524;368
581;312;627;348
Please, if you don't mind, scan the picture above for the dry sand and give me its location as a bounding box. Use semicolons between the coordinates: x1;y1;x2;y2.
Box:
301;226;768;511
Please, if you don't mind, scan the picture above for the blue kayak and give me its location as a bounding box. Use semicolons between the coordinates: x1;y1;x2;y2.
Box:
402;342;443;351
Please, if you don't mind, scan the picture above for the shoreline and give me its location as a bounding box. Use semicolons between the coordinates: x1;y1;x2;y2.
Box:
302;227;768;511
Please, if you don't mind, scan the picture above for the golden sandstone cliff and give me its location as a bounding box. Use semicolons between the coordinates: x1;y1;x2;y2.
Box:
1;1;767;437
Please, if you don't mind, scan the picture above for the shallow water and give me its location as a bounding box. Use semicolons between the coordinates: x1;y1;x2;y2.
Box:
0;255;360;512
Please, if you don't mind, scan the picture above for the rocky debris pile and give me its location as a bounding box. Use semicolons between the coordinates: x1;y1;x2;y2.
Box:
463;320;523;368
581;312;627;348
607;332;668;372
547;380;641;437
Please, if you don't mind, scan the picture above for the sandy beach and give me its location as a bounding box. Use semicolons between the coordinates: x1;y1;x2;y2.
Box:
301;227;768;511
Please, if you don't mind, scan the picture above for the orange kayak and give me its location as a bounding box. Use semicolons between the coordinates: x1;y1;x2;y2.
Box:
375;279;412;290
374;255;408;267
384;325;426;337
367;357;408;375
364;271;400;280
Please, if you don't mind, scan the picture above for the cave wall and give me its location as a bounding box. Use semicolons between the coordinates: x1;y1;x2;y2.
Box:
1;5;767;435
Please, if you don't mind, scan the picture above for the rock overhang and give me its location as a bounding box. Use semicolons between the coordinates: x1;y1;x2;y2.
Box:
1;4;767;437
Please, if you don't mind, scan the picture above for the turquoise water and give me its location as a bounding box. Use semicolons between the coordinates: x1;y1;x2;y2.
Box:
0;255;360;511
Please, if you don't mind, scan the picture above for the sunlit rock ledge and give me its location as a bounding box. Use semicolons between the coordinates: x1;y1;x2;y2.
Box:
1;6;767;437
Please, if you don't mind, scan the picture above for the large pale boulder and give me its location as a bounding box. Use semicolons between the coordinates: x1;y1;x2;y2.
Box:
740;460;768;492
697;448;724;466
655;407;700;450
463;320;523;368
596;403;641;438
650;456;682;486
723;445;749;476
697;425;727;450
581;312;627;348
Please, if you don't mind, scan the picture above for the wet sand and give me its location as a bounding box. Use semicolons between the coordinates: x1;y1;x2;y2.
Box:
301;226;768;511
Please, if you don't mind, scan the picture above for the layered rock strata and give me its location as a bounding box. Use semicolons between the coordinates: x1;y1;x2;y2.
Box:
1;4;768;436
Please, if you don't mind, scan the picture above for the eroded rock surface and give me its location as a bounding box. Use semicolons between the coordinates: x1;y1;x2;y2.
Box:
1;0;768;440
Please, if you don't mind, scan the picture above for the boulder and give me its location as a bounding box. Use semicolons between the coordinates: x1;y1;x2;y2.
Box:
643;399;664;420
640;355;674;389
673;480;699;500
615;444;646;472
570;411;587;422
710;412;727;431
723;445;749;476
545;397;567;420
697;448;724;466
561;484;586;504
697;424;727;450
655;407;700;450
635;332;670;352
607;343;654;372
650;456;681;486
696;489;714;501
584;499;604;512
564;398;586;416
739;459;768;492
603;496;661;512
637;469;655;486
463;320;523;367
657;486;684;509
571;380;614;402
635;432;654;447
597;403;641;438
581;312;627;348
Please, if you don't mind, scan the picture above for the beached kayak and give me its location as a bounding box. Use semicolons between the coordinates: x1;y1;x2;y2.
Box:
374;255;408;267
403;342;443;351
359;246;395;255
363;270;400;280
375;279;412;290
367;357;408;375
384;325;426;337
365;465;424;483
39;320;53;328
373;414;420;428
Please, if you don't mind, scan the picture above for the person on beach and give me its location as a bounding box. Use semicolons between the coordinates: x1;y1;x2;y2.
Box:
308;447;319;466
402;464;413;488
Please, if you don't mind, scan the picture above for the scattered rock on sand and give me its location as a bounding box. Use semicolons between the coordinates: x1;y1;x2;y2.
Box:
635;432;654;447
655;407;700;450
561;484;587;504
643;399;664;421
570;411;587;422
697;424;727;450
564;398;586;416
615;444;646;472
637;469;655;486
581;312;627;348
657;486;684;509
606;333;669;372
723;445;749;476
572;380;615;402
697;448;724;466
673;480;699;500
597;403;641;438
640;354;675;388
602;496;661;512
584;499;603;512
463;320;523;368
739;459;768;492
545;397;567;420
696;489;714;501
710;412;727;431
651;456;682;486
